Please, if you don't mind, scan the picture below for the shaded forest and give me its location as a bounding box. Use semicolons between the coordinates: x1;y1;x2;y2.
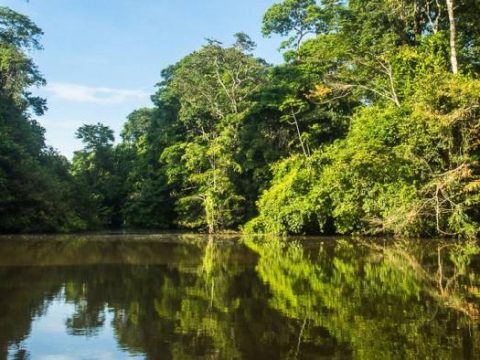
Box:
1;0;480;237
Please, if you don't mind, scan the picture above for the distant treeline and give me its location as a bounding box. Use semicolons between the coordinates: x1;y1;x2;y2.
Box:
1;1;480;237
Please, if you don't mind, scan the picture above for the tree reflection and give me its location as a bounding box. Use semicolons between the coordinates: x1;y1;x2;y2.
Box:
0;235;478;359
370;240;480;320
244;236;480;359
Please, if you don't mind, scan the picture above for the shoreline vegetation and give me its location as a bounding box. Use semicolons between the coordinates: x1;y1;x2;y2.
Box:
1;1;480;238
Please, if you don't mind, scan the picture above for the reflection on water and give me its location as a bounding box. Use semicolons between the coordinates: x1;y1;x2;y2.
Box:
0;234;478;359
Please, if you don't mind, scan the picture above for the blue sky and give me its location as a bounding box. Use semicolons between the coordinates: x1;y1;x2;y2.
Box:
3;0;282;158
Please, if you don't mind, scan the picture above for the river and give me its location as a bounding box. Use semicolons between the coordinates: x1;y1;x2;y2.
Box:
0;234;478;359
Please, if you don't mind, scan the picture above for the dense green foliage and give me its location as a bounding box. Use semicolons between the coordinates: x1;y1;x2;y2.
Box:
1;1;480;236
247;0;480;237
0;6;87;232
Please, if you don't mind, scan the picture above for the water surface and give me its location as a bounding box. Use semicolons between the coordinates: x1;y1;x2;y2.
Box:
0;234;479;359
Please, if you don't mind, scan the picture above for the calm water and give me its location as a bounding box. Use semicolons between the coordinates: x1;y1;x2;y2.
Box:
0;234;479;359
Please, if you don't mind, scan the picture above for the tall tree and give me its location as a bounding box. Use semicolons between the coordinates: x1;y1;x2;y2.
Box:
159;36;268;232
446;0;458;73
72;123;123;228
0;6;83;233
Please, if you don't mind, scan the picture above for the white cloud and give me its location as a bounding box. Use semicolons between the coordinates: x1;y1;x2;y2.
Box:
40;118;83;130
39;356;75;360
46;82;148;104
39;352;115;360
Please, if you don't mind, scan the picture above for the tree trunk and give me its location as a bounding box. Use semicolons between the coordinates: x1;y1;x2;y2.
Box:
446;0;459;74
291;110;310;158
